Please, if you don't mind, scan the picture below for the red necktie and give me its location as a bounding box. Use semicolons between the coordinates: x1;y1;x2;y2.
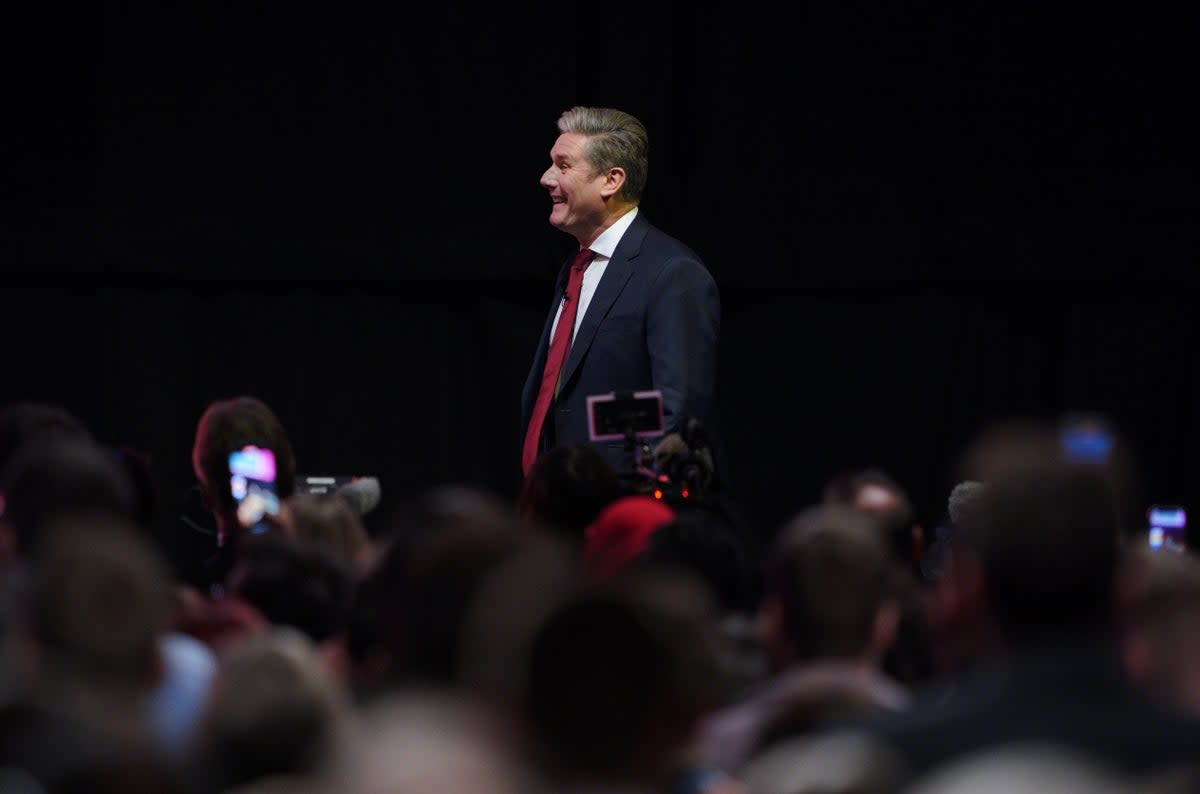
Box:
522;248;594;475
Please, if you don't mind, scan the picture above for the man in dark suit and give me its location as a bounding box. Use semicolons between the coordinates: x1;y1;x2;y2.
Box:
521;106;720;480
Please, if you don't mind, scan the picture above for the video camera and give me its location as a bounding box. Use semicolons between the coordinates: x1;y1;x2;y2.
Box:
587;390;716;508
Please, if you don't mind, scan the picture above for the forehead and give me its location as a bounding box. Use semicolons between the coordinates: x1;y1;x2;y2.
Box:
549;132;590;163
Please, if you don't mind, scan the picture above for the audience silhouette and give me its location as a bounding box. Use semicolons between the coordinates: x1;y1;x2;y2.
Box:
3;399;1198;794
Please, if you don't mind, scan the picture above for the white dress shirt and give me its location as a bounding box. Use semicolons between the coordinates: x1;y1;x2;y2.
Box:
548;207;639;343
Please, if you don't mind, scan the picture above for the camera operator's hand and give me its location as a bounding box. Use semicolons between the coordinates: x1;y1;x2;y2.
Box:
652;433;689;471
652;433;715;490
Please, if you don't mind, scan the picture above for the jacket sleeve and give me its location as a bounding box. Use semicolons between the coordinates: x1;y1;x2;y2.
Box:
645;257;721;435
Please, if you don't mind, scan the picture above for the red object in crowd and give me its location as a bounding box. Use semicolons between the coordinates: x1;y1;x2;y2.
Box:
583;494;677;582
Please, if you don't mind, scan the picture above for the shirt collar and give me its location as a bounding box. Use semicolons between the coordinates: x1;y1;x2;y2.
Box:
588;206;638;260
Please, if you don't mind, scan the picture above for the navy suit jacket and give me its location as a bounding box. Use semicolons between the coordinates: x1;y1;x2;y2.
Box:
521;212;720;473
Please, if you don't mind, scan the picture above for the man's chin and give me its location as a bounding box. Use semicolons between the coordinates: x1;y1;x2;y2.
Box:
549;205;571;230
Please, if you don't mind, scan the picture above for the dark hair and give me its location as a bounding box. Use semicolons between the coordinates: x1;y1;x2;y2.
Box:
29;518;171;688
1;436;136;557
0;401;92;473
348;512;543;688
959;459;1120;638
191;396;296;517
347;484;521;680
517;444;623;541
767;504;896;660
824;466;920;573
525;570;719;779
641;506;759;615
229;534;357;643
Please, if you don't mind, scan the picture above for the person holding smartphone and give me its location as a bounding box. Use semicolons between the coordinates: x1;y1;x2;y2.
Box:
188;395;298;594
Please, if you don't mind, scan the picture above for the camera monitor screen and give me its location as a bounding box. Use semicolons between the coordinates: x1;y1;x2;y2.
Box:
587;390;664;442
295;474;356;495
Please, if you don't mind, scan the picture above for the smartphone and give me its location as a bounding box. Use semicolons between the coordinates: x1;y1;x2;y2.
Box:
1147;505;1186;552
229;445;279;535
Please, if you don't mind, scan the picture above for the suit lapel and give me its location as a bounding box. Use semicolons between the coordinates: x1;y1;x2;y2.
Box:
557;215;649;390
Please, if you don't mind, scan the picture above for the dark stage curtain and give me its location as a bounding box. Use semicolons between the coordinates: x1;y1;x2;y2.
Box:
7;6;1194;558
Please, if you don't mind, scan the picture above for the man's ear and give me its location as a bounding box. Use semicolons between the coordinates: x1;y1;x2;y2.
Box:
928;549;990;637
911;523;927;562
947;551;986;611
1121;628;1154;686
600;166;626;199
869;599;903;663
757;596;791;668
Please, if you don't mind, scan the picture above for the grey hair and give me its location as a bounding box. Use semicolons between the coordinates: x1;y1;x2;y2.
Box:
947;480;987;526
556;106;648;204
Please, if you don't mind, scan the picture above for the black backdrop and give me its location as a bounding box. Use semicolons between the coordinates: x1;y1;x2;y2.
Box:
7;6;1195;554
